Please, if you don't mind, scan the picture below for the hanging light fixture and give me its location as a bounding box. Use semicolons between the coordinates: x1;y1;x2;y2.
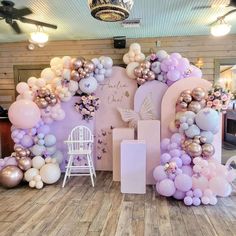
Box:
211;18;231;37
88;0;134;22
30;26;49;44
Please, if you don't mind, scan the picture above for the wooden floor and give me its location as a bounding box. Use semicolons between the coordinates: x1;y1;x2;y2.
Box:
0;171;235;236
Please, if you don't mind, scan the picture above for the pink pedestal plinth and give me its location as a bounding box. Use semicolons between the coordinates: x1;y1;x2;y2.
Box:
137;120;160;185
121;140;146;194
112;128;135;181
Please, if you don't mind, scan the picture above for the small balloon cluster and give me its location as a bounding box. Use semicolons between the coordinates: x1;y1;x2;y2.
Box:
124;43;202;86
75;94;100;121
35;87;57;109
206;85;232;112
0;144;61;189
153;86;235;206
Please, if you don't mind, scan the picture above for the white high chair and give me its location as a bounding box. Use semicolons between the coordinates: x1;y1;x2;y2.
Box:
62;125;96;187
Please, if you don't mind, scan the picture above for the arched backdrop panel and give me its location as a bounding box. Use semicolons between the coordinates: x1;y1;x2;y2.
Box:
161;77;222;163
95;66;137;170
134;80;168;119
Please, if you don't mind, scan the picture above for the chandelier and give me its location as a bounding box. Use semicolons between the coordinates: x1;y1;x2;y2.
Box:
88;0;134;22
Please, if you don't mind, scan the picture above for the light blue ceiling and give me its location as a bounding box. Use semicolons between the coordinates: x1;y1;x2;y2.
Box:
0;0;235;42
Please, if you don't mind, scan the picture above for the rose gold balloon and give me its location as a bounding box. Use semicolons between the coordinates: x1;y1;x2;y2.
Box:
181;90;191;96
134;67;142;77
71;70;80;81
18;157;32;171
15;147;22;153
45;96;51;102
191;87;206;101
178;96;184;103
200;136;207;144
84;61;95;72
19;150;27;157
143;61;151;69
50;98;57;105
147;71;155;81
143;74;149;80
142;68;149;75
187;142;202;157
199;99;206;108
202;144;215;158
0;166;23;188
26;150;31;156
183;94;192;103
180;102;188;109
73;58;84;69
188;101;202;113
137;77;146;85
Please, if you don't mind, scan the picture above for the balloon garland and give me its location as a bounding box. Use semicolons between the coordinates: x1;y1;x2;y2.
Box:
124;43;202;86
0;55;113;189
153;85;236;206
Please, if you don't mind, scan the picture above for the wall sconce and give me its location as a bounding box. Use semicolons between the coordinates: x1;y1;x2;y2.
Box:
195;58;204;69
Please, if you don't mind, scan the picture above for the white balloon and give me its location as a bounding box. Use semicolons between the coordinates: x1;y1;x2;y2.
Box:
62;56;71;69
41;68;55;82
129;43;141;53
79;77;98;94
40;163;61;184
123;54;130;64
32;156;45;169
29;180;36;188
126;62;139;79
27;77;37;87
24;168;39;182
50;57;63;67
36;181;44;189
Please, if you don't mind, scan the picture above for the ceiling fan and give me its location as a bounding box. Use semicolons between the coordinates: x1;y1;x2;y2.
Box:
193;0;236;10
0;0;57;34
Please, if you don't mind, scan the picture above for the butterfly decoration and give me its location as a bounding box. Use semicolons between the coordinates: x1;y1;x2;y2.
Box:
117;95;157;129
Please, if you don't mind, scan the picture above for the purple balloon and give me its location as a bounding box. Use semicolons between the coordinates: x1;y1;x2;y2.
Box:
171;157;183;168
171;133;183;145
169;149;181;157
193;188;203;198
173;190;186;200
153;165;168;182
181;154;191;165
167;70;181;81
181;165;193;176
37;125;50;135
161;138;170;150
166;80;175;86
184;196;193;206
186;190;193;197
21;134;34;148
174;174;192;192
161;153;171;164
192;197;201;206
158;179;176;197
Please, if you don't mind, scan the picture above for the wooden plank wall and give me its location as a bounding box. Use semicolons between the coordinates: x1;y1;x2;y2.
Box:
1;34;236;108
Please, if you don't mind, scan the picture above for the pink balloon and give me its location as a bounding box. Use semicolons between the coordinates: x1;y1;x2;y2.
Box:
192;175;208;191
16;82;29;94
158;179;176;197
174;174;192;192
8;100;41;129
181;165;193;176
227;169;236;182
209;176;232;197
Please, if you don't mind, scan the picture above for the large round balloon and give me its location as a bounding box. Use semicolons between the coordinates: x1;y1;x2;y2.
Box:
195;108;219;132
79;76;98;94
8;99;41;129
40;163;61;184
0;165;23;188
